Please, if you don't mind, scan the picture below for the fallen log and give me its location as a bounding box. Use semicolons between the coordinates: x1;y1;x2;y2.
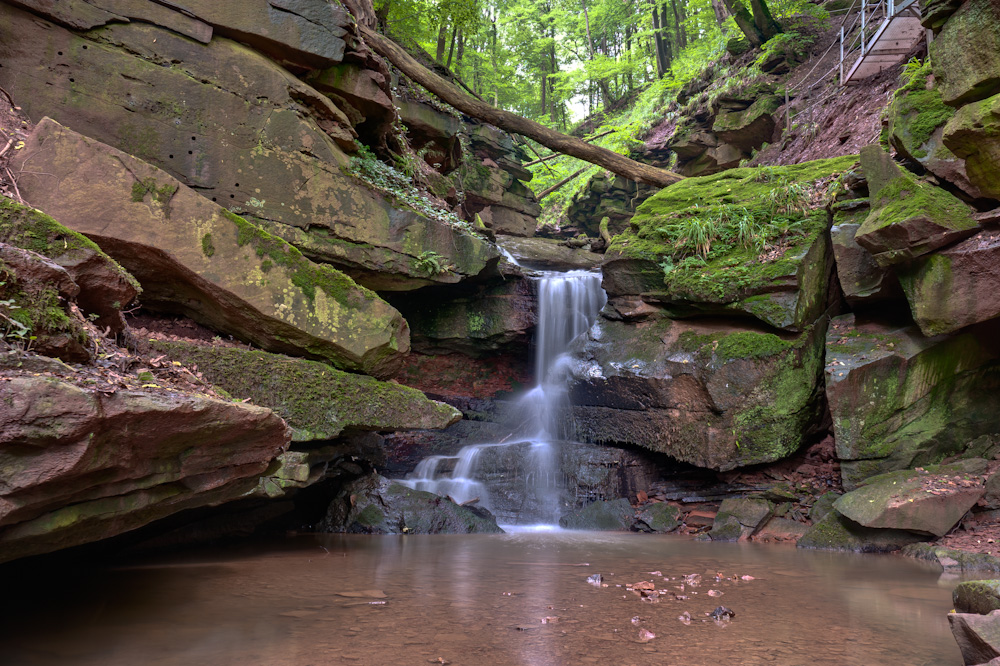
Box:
355;23;683;189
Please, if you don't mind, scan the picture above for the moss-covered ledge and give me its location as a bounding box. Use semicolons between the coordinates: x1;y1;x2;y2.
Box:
602;156;855;332
149;341;461;442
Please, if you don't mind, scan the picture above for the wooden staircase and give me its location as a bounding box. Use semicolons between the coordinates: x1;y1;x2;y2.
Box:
840;0;924;85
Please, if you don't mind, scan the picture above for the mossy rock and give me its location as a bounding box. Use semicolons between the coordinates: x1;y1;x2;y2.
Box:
568;316;828;471
709;497;773;541
855;146;978;266
558;498;635;530
13;118;409;378
833;461;986;536
149;341;461;442
796;510;925;553
825;314;1000;487
896;229;1000;337
0;9;497;293
903;543;1000;573
942;91;1000;200
954;581;1000;615
829;209;903;306
322;474;503;534
0;196;139;332
929;0;1000;106
886;62;982;198
604;156;856;331
712;95;781;152
635;503;682;533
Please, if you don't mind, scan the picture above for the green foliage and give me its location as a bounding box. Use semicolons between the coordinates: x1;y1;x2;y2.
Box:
347;144;472;232
413;250;452;276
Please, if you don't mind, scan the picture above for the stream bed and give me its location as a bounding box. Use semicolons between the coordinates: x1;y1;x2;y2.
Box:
0;532;968;665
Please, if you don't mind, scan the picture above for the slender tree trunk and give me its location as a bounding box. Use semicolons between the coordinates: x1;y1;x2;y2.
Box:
582;0;614;107
651;2;666;78
435;22;448;63
353;23;683;187
456;30;465;67
446;25;458;68
711;0;729;26
669;0;686;49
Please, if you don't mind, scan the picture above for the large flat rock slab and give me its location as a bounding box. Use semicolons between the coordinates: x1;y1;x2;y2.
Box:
833;461;987;537
855;146;978;267
0;374;289;564
603;157;854;332
930;0;1000;106
13;118;409;378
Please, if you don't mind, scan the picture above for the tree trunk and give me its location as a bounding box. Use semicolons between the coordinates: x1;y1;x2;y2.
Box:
581;1;614;107
722;0;765;45
435;22;448;63
669;0;686;49
711;0;729;26
446;25;458;69
750;0;783;41
651;2;666;77
456;29;465;67
355;24;683;187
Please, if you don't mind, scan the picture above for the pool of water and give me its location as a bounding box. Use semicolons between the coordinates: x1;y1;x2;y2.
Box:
0;532;967;665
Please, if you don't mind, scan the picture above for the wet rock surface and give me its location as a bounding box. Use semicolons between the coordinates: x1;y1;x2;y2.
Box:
321;473;503;534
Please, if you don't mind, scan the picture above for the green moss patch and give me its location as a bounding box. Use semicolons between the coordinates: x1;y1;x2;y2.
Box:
888;61;956;157
0;196;140;293
221;209;380;308
148;341;459;441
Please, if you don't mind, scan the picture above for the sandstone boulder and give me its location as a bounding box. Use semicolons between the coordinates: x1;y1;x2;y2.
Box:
833;461;987;537
709;497;774;541
497;235;603;271
568;315;827;470
897;229;1000;337
943;92;1000;201
887;63;982;199
830;207;902;306
930;0;1000;106
14;118;409;378
796;510;925;553
0;240;90;363
956;581;1000;615
634;503;682;533
949;611;1000;666
825;314;1000;487
149;341;461;442
558;498;635;530
0;374;289;564
0;197;139;332
855;146;978;266
322;474;504;534
603;157;854;332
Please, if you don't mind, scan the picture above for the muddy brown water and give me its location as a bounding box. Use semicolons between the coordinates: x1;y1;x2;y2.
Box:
0;532;971;665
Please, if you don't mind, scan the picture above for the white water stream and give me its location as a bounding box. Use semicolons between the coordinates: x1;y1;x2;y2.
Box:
399;270;606;526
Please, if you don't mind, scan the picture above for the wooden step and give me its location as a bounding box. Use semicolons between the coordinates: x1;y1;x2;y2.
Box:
844;15;923;83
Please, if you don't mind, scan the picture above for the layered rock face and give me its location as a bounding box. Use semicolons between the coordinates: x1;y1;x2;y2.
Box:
0;0;547;560
0;1;507;293
0;361;290;564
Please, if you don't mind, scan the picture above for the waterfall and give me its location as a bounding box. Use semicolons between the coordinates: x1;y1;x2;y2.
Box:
399;270;606;526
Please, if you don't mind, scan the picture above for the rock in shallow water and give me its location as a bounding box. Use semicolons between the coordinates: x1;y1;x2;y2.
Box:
322;474;503;534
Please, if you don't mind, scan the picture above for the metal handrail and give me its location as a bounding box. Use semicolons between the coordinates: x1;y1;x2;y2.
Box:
839;0;922;84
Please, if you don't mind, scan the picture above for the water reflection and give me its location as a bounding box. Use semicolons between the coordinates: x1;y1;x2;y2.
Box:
0;533;968;666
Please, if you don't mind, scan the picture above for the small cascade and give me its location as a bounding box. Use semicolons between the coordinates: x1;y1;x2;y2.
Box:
400;270;606;526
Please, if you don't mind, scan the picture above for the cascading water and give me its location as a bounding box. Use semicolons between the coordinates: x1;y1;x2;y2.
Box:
399;270;606;526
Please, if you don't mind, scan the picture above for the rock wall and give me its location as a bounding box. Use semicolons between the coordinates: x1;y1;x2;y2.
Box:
0;0;545;562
